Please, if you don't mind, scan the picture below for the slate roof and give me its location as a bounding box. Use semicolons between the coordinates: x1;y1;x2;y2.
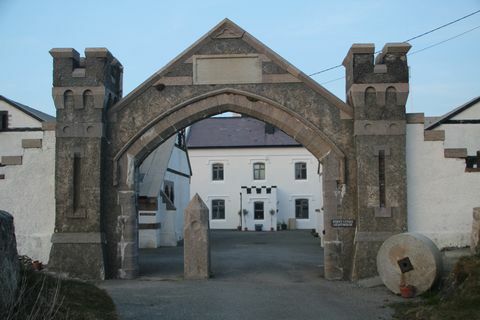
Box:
0;95;55;122
187;117;301;148
426;96;480;130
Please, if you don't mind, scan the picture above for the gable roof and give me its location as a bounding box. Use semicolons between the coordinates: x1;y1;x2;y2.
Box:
187;116;301;148
0;95;55;122
112;18;352;117
426;96;480;130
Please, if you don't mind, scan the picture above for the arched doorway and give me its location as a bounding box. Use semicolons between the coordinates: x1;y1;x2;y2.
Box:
47;19;410;281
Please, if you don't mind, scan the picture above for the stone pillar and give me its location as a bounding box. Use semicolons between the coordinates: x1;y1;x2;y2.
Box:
184;194;211;279
343;43;410;279
0;211;19;311
471;208;480;255
48;48;123;280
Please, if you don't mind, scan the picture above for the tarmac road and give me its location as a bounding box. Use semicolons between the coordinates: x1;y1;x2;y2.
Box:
100;230;401;320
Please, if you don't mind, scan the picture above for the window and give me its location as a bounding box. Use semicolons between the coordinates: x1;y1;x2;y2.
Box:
254;201;264;220
164;180;174;204
253;162;265;180
0;111;8;131
295;199;309;219
212;199;225;220
212;163;224;181
295;162;307;180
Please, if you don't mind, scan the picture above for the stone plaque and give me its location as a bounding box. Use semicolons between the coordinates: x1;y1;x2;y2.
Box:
331;219;356;228
193;54;262;85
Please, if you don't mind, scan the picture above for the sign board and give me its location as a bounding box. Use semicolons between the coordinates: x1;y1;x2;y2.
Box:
331;219;356;228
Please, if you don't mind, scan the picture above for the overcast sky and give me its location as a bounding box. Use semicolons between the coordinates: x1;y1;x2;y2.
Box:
1;0;479;117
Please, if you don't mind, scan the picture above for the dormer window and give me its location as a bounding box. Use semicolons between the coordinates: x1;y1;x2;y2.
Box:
0;111;8;131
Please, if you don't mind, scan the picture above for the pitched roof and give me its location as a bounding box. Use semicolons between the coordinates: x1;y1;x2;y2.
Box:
0;95;55;122
426;96;480;130
111;18;352;117
187;117;301;148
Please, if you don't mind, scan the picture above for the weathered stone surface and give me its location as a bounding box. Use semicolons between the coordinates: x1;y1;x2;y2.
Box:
471;208;480;255
49;19;408;281
377;233;442;295
1;156;22;165
424;130;445;141
444;148;467;158
0;210;19;310
22;138;43;148
184;194;211;279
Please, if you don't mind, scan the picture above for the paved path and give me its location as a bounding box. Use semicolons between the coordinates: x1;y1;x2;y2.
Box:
100;230;400;320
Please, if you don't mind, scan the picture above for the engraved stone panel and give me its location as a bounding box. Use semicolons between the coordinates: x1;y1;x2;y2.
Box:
193;55;262;85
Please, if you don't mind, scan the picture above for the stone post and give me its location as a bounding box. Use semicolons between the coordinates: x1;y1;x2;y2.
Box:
184;194;211;279
471;208;480;254
0;211;19;311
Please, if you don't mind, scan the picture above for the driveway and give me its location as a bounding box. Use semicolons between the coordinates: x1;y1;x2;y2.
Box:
100;230;400;320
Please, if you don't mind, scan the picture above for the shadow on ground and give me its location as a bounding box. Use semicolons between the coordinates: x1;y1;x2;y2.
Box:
100;230;400;320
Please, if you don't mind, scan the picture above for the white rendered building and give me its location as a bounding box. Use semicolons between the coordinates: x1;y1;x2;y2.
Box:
187;116;324;232
137;130;192;248
0;95;56;263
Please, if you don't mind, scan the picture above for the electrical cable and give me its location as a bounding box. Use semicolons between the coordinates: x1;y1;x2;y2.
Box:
309;9;480;77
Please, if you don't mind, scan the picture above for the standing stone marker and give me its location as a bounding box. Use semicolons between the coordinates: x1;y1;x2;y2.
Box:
471;207;480;254
184;194;211;279
0;210;20;311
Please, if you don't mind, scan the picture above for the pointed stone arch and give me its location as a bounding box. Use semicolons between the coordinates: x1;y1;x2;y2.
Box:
48;18;410;282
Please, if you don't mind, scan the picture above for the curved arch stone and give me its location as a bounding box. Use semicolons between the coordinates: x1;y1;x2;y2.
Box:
113;89;346;188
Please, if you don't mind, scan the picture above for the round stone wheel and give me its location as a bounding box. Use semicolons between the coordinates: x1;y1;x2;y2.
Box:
377;232;442;295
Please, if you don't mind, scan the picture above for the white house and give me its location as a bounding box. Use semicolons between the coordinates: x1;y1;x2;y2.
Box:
137;130;192;248
407;96;480;249
0;95;56;263
187;116;323;232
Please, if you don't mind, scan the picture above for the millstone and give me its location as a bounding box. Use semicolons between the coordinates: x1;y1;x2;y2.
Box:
377;232;442;295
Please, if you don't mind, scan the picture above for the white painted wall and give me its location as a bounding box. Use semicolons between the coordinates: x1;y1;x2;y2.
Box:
435;101;480;154
162;145;191;244
189;147;323;231
0;100;42;128
407;123;480;248
0;129;55;263
241;187;277;231
138;137;191;247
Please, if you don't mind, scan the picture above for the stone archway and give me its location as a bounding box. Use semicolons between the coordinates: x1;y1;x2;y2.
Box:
111;88;351;280
47;19;410;281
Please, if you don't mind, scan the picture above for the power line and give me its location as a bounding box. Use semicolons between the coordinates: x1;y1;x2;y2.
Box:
319;23;480;85
408;24;480;56
405;9;480;42
308;9;480;77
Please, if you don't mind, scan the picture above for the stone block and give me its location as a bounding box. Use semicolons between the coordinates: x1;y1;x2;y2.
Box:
184;194;211;279
444;148;467;158
22;138;42;148
1;156;22;165
471;208;480;255
0;211;19;311
193;54;262;85
42;121;56;131
406;113;424;124
424;130;445;141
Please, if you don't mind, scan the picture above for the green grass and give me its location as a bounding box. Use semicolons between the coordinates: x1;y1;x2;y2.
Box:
392;254;480;320
3;267;118;320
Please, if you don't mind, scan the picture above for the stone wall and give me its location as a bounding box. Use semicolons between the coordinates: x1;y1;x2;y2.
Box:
0;210;19;311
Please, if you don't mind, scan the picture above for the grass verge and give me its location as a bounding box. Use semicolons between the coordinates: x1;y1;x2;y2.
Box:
3;266;118;320
392;254;480;320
